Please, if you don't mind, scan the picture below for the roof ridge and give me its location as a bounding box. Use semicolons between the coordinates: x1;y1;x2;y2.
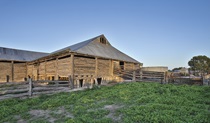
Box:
70;34;104;51
50;34;104;54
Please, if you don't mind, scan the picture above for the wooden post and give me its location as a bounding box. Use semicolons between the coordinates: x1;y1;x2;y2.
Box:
55;57;58;80
95;78;98;85
11;61;14;82
95;57;98;78
28;78;33;96
70;53;74;88
44;59;47;80
140;69;143;81
132;70;136;82
109;60;113;81
37;62;40;80
26;63;28;81
69;75;74;89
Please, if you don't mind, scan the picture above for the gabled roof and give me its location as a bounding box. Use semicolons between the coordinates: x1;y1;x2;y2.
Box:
51;35;140;63
0;47;49;61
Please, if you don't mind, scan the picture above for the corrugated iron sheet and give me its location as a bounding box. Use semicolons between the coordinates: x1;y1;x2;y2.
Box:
0;47;48;61
51;35;140;63
0;35;140;63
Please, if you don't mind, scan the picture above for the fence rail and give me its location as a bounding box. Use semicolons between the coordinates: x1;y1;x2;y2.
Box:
0;74;100;100
114;69;166;83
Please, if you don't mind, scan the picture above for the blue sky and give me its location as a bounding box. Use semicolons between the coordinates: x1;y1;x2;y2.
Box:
0;0;210;69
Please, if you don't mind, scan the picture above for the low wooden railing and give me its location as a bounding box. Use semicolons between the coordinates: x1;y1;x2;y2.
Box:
114;69;166;83
0;74;100;100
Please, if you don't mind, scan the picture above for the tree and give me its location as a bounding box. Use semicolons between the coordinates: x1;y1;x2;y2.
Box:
172;67;183;72
188;55;210;76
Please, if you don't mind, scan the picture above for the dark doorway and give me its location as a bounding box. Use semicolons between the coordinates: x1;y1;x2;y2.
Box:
93;80;95;85
97;78;102;85
79;79;83;87
6;75;9;82
120;61;124;70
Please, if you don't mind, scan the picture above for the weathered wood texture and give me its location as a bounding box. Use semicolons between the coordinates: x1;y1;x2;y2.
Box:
0;74;98;100
57;57;71;77
39;62;45;75
14;63;26;82
98;59;110;77
0;62;12;82
27;64;33;78
124;62;134;70
46;60;56;76
33;65;38;80
113;61;120;70
74;56;95;75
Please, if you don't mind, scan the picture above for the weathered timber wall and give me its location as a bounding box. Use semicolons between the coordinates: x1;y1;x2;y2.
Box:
39;62;45;75
124;62;134;70
74;56;95;75
98;59;110;77
14;63;26;82
113;61;120;70
0;62;12;82
142;67;168;72
46;60;56;76
57;57;71;77
27;64;34;79
33;65;38;80
38;62;45;80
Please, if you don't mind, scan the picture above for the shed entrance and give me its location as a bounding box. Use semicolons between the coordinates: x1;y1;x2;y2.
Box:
97;78;102;85
79;79;83;87
120;61;124;70
6;75;9;82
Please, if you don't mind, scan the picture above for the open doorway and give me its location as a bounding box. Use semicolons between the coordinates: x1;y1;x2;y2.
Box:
97;78;102;85
120;61;124;70
6;75;9;82
79;79;83;87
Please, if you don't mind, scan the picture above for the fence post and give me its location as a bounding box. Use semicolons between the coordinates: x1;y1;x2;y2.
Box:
69;75;74;89
132;70;136;82
28;78;33;96
140;70;143;81
95;78;98;85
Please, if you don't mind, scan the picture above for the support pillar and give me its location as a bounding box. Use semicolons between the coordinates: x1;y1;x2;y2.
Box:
95;57;98;78
70;53;74;88
44;59;47;80
55;57;58;80
11;61;14;82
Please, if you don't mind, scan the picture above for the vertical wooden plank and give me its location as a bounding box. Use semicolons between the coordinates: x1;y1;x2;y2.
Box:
11;61;14;82
69;75;74;89
140;69;143;81
109;60;113;76
132;70;136;82
44;59;47;80
132;63;135;71
28;78;33;96
26;63;28;80
55;57;58;80
95;57;98;78
37;62;40;80
70;53;74;88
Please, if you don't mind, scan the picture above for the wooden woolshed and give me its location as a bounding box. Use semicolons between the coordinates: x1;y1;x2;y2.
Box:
0;35;142;86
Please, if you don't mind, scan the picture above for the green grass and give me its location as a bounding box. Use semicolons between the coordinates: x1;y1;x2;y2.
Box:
0;82;210;123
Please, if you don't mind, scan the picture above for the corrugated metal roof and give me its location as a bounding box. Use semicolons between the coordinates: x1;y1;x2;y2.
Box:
0;35;141;63
51;35;98;54
51;35;140;63
0;47;49;61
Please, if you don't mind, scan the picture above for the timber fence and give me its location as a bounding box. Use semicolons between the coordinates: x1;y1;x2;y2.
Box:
114;69;167;83
0;74;104;100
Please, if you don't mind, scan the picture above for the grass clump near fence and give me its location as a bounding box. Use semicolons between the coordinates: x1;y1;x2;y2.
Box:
0;82;210;123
